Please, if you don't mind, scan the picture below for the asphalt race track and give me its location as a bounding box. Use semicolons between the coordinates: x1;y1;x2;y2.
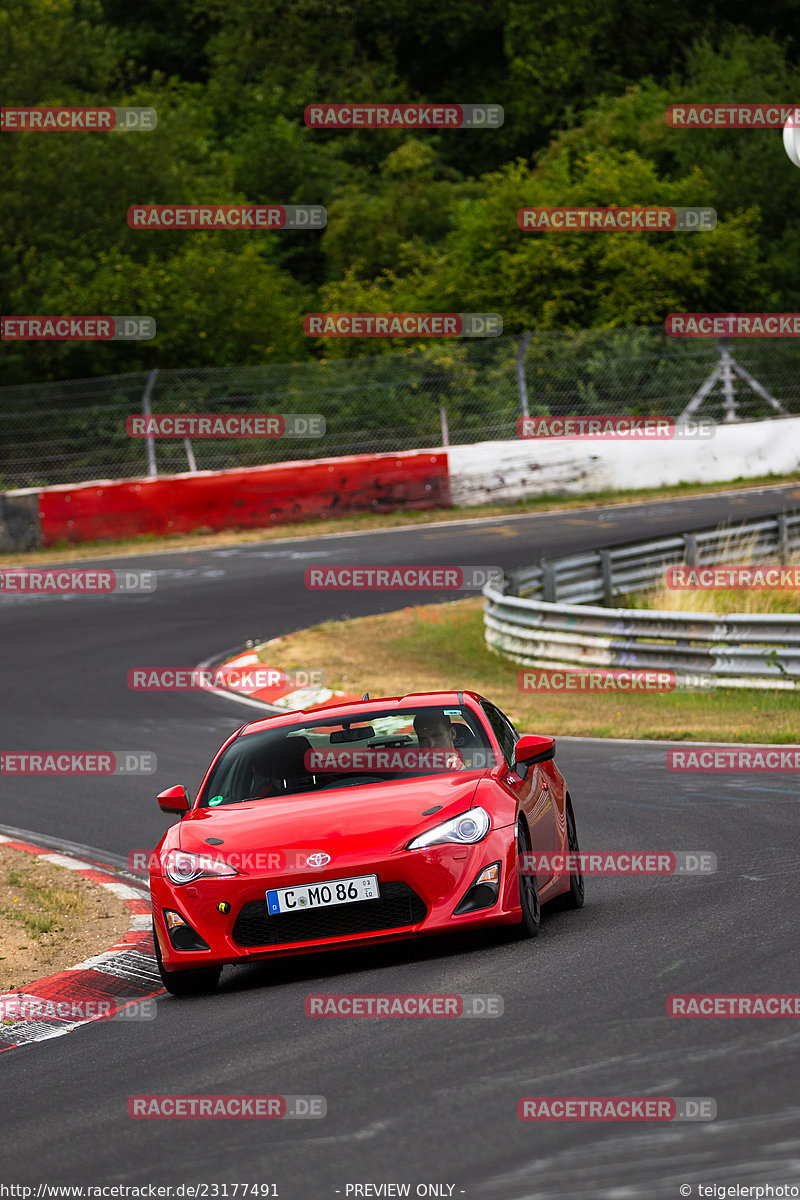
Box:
1;483;799;1199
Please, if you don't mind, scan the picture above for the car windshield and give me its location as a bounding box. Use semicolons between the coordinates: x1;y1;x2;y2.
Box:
198;704;497;807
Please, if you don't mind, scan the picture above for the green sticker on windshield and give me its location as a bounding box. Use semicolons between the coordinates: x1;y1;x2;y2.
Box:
443;709;462;717
209;795;224;806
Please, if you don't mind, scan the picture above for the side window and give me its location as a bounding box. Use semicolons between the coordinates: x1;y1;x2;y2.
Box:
480;701;517;767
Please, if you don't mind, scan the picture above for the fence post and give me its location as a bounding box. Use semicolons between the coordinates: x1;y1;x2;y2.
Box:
439;405;449;447
140;368;159;477
516;331;532;419
683;533;698;566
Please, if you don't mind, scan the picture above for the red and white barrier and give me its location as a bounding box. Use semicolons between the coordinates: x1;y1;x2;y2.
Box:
6;450;449;548
2;418;798;549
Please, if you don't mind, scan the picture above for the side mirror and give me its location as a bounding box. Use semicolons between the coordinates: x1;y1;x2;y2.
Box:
157;784;190;815
513;735;556;772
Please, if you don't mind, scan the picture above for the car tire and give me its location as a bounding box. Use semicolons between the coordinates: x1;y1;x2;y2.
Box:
153;922;221;996
552;802;585;910
514;820;541;938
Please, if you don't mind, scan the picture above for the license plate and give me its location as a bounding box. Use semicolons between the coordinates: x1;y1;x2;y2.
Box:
266;874;379;915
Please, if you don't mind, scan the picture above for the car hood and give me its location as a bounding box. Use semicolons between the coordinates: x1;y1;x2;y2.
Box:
177;772;484;858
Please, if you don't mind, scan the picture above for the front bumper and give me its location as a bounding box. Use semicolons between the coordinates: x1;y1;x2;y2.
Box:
151;828;521;969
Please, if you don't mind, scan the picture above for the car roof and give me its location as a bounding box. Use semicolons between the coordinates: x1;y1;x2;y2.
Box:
238;690;487;737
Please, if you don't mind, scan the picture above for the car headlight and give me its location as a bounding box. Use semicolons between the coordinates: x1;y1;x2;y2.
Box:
407;807;491;850
162;849;239;886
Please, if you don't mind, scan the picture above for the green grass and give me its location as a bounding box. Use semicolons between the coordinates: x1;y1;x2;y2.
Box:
3;867;88;941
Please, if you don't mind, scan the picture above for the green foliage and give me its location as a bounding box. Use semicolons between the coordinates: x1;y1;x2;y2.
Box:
0;0;119;101
319;143;765;331
322;140;478;282
2;6;800;383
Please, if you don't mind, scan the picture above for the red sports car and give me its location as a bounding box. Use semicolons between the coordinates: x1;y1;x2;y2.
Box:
150;691;584;994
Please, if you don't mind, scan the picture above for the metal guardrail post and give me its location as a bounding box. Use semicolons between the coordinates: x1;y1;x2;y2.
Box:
777;513;790;563
683;533;698;566
542;560;557;603
599;549;613;606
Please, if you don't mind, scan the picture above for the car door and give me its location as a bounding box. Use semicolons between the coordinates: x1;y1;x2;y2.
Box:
480;700;559;883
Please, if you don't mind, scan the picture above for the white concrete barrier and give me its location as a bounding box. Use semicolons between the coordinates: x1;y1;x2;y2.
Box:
447;417;800;505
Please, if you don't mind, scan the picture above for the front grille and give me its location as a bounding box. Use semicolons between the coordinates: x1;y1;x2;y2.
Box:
232;881;427;948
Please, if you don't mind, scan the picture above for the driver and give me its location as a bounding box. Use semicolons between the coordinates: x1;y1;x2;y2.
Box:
413;711;463;771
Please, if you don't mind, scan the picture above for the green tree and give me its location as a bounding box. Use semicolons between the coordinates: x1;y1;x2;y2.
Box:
318;121;765;341
0;0;119;101
322;140;477;282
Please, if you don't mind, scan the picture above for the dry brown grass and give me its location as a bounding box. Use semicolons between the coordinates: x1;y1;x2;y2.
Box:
255;597;800;742
628;529;800;614
0;846;131;995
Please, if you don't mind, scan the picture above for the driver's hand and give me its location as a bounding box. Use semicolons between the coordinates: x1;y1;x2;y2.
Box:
445;751;463;770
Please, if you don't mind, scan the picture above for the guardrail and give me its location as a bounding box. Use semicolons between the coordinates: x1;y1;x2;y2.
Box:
484;512;800;689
